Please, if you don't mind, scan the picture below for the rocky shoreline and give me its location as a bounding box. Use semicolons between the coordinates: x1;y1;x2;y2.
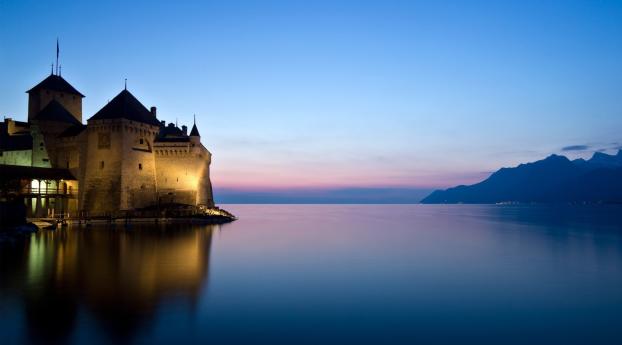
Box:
0;207;236;241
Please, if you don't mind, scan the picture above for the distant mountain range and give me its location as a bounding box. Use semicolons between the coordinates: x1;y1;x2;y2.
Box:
421;150;622;204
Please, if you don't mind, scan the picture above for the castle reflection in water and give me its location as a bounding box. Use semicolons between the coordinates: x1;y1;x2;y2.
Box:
0;224;217;344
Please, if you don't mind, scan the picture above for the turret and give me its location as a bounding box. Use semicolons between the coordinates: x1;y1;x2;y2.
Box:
190;114;200;138
189;124;200;137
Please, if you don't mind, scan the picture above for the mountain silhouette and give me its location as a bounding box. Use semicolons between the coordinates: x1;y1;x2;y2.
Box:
421;150;622;204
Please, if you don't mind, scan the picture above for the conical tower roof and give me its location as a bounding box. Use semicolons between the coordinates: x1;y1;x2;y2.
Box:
34;99;81;124
189;123;200;137
27;74;84;97
89;89;160;126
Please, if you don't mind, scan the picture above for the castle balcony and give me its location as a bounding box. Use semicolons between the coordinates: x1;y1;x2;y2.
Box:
1;164;78;219
0;164;77;195
17;184;78;199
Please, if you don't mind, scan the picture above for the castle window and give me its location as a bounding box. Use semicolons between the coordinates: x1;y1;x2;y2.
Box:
138;163;142;170
100;161;104;169
140;139;144;144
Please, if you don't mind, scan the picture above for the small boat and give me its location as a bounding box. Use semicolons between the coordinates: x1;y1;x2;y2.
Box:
30;220;57;230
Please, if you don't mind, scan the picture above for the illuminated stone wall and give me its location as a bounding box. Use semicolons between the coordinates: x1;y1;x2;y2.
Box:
120;121;160;211
154;137;214;207
194;136;215;207
80;119;125;215
55;132;86;179
80;119;160;216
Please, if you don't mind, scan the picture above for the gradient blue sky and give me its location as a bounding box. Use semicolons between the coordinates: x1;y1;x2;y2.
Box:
1;0;621;193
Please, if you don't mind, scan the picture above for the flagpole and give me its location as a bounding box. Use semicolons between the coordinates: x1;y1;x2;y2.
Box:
56;38;59;75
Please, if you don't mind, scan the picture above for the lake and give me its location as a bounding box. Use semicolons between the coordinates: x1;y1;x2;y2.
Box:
1;204;622;344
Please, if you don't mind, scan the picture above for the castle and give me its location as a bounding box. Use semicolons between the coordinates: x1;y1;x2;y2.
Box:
0;70;215;218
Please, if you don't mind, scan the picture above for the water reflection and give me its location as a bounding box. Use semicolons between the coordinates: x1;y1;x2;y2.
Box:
2;205;622;345
0;224;216;344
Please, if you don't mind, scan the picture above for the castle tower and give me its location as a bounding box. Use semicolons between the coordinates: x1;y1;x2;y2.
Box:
29;100;82;168
80;89;161;215
27;74;84;123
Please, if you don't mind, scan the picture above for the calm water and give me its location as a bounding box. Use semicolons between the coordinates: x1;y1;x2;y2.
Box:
1;205;622;345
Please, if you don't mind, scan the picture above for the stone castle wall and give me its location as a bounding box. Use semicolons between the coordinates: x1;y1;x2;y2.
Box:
153;138;213;207
80;120;125;215
119;121;159;211
192;138;215;207
56;131;87;182
80;119;162;216
30;120;75;168
0;150;31;166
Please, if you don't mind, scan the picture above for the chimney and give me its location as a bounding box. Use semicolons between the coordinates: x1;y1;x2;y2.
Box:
150;106;157;117
182;125;188;135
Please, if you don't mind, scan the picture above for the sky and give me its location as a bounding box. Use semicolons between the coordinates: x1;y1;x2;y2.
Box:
1;0;621;201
